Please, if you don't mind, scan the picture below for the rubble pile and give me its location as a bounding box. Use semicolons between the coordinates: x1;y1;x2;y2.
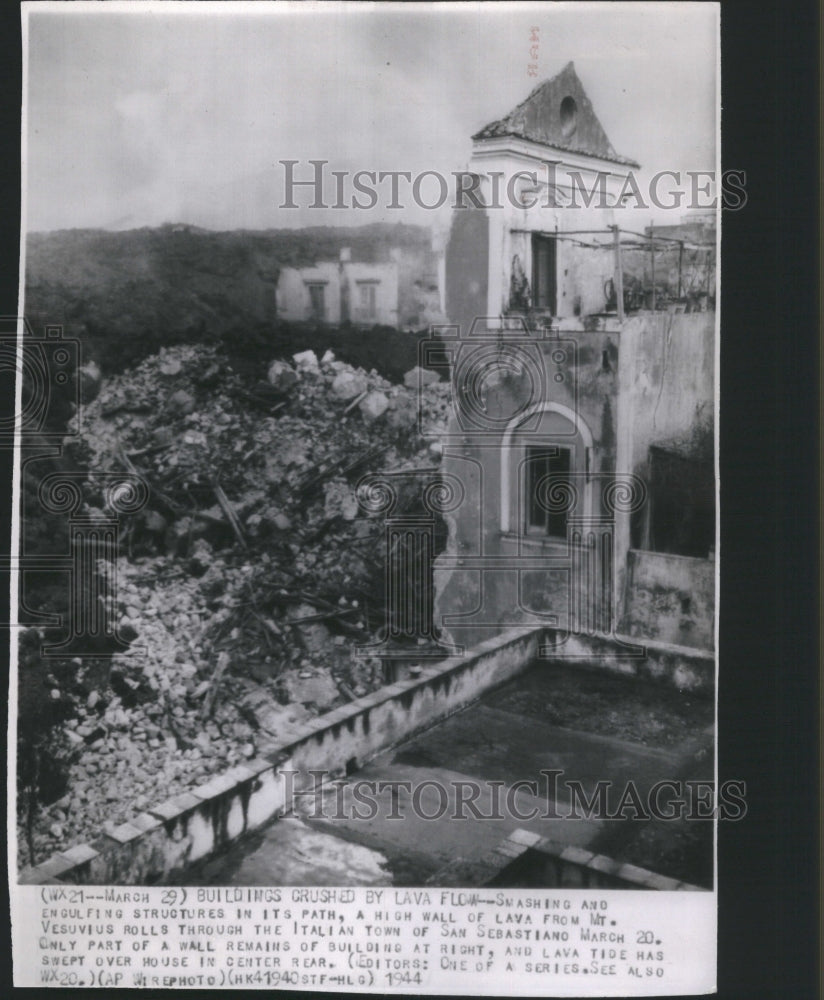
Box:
19;342;452;866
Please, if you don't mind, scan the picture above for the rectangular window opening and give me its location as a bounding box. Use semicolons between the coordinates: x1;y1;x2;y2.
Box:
647;446;715;557
526;445;572;538
357;281;377;319
531;233;557;313
307;283;326;320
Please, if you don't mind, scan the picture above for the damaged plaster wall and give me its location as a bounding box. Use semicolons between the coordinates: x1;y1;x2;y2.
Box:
622;549;715;649
276;259;400;327
433;311;716;654
344;261;399;326
460;146;626;323
444;205;489;336
614;311;716;648
490;197;618;321
432;329;621;651
277;262;342;323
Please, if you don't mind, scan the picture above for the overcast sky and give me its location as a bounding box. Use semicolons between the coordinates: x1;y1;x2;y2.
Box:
24;1;718;233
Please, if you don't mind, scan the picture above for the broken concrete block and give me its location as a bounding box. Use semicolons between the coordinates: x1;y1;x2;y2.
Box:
159;356;182;376
403;365;441;389
168;389;196;415
321;349;336;365
323;477;359;522
330;370;368;401
292;350;320;374
281;669;339;711
153;425;175;447
386;393;418;431
289;603;331;659
241;691;313;738
359;390;389;422
267;359;298;392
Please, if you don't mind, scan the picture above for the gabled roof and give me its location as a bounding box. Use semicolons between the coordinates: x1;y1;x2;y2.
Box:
472;61;639;168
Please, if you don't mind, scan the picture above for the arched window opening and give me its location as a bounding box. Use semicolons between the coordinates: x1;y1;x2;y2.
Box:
560;96;578;138
500;402;593;537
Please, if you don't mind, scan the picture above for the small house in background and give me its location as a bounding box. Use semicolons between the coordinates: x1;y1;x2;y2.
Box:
277;249;400;327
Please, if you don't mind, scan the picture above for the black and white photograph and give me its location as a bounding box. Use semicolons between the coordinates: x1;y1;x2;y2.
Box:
5;1;737;993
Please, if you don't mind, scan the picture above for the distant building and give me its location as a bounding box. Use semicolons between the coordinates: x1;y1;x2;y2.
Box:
649;211;716;245
277;249;399;327
639;214;717;311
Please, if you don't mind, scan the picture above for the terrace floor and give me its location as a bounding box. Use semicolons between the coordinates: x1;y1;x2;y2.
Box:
182;661;715;887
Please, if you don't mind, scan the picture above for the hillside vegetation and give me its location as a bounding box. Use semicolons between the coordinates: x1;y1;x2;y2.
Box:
24;222;437;373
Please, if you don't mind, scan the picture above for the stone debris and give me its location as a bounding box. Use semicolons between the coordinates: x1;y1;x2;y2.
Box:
168;388;196;415
359;389;390;422
18;339;452;868
386;393;418;431
331;369;368;400
280;669;340;712
323;477;359;522
403;365;441;389
267;359;299;392
292;349;320;374
159;356;182;376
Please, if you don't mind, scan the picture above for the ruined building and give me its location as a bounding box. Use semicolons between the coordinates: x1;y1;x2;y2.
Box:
433;62;716;657
277;248;400;327
276;242;445;330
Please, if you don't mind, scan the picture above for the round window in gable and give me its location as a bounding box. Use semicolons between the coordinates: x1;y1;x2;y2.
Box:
560;96;578;138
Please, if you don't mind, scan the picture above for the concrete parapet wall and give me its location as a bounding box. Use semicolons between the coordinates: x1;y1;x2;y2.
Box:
447;829;704;891
539;628;714;693
20;628;541;885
